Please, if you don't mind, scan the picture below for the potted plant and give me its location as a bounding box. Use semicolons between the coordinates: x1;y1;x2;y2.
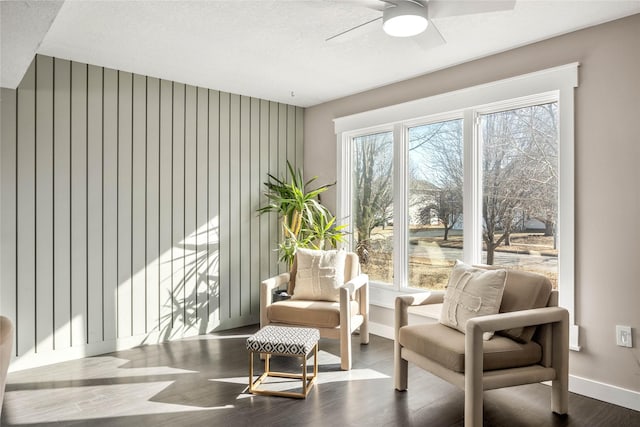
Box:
258;161;347;268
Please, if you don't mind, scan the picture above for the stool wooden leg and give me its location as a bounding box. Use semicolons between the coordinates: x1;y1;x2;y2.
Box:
265;353;270;374
249;351;254;392
313;344;318;378
302;354;307;395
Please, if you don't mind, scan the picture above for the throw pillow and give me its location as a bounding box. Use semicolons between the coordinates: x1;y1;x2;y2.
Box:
439;260;507;340
496;269;552;342
292;249;346;302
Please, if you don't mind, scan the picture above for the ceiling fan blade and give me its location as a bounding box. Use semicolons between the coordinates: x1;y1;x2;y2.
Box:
411;20;446;50
348;0;388;12
325;16;382;42
428;0;515;19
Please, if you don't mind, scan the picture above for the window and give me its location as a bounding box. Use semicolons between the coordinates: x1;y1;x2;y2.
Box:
480;102;558;287
335;64;580;349
352;131;394;284
408;119;463;290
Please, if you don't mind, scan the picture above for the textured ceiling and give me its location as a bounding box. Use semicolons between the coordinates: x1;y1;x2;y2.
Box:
0;0;64;88
3;1;640;107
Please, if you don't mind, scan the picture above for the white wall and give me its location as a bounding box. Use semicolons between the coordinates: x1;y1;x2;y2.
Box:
0;54;303;371
304;14;640;398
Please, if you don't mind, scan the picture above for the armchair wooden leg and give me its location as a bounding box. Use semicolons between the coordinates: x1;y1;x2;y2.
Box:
551;378;569;415
465;328;484;427
339;287;353;371
394;343;408;391
340;328;352;371
551;312;569;414
464;390;483;427
360;322;369;345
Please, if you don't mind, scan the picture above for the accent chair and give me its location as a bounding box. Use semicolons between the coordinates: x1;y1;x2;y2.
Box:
394;266;569;427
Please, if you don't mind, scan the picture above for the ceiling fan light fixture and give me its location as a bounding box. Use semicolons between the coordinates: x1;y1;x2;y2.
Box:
382;1;429;37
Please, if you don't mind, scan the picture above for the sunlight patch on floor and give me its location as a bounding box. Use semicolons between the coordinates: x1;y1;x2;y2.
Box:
181;333;253;341
212;368;389;387
7;356;196;384
4;381;233;424
212;364;389;399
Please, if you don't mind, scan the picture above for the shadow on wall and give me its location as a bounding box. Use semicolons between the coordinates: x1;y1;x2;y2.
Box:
143;223;221;345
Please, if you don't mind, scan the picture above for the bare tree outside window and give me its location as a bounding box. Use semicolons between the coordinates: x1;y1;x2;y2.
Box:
352;131;394;284
348;103;558;289
408;119;464;289
481;102;558;287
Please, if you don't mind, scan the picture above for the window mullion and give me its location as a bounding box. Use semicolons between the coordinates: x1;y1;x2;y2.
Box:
336;132;352;249
463;109;482;264
393;123;407;290
558;86;579;350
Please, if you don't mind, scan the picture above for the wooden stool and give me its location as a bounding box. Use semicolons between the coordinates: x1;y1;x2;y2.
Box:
246;326;320;398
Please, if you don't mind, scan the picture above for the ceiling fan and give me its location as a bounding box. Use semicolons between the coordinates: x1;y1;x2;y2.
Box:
326;0;516;46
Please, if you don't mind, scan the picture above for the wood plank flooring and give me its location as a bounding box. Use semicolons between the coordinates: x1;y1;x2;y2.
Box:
2;325;639;426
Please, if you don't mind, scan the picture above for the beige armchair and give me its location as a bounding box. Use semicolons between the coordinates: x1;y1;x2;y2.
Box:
260;251;369;370
1;316;13;417
395;267;569;427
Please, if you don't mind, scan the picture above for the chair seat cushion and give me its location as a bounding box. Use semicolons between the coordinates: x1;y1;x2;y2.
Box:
267;300;360;328
398;323;542;373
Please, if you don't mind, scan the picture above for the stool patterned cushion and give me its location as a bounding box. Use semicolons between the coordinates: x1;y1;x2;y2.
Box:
247;326;320;356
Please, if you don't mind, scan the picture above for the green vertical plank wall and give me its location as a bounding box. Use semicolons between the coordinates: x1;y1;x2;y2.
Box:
146;77;160;334
53;59;72;349
117;71;132;339
184;85;197;329
17;62;37;356
102;67;118;342
35;55;55;352
86;64;103;344
131;74;147;337
0;54;303;369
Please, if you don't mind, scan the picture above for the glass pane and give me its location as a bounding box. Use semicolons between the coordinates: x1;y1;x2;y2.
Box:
407;119;464;290
480;102;559;288
352;131;394;285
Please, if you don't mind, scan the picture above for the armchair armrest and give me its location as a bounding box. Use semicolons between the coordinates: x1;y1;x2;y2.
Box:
339;273;369;320
260;272;290;328
397;291;445;309
465;306;569;335
341;273;368;295
395;292;445;333
464;306;569;399
394;291;444;391
261;273;290;300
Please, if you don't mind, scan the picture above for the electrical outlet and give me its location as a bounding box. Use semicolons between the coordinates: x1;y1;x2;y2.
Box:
616;325;632;348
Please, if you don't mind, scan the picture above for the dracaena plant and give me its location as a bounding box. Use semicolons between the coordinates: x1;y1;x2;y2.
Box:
258;161;347;268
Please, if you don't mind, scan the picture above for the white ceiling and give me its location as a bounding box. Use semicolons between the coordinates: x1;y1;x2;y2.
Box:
0;0;64;88
3;0;640;107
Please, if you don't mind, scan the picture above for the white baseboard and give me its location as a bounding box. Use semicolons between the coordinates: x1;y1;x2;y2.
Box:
369;321;640;413
569;375;640;412
369;321;394;340
8;314;258;373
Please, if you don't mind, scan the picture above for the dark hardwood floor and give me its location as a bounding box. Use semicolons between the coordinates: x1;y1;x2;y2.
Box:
2;325;638;426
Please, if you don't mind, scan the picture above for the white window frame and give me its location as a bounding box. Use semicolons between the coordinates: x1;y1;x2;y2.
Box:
335;63;580;350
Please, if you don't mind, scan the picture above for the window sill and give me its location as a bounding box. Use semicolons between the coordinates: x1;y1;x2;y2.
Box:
369;282;442;320
368;281;428;310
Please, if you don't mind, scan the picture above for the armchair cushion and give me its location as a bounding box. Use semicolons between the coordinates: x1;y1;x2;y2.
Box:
497;269;553;343
292;248;346;302
440;260;507;340
399;323;542;373
267;299;360;328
